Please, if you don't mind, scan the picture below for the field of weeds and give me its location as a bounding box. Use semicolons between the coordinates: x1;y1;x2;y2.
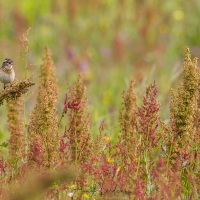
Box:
0;1;200;199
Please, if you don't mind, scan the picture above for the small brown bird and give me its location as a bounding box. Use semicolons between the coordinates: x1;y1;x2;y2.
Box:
0;58;15;89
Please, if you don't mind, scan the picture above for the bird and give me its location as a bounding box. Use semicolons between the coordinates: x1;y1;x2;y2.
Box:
0;58;15;89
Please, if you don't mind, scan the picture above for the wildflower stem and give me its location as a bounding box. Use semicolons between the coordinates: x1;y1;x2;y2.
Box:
58;114;63;128
23;98;28;157
167;143;173;170
135;134;142;179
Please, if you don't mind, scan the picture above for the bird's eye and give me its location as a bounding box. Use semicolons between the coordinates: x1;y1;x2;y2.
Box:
3;58;13;64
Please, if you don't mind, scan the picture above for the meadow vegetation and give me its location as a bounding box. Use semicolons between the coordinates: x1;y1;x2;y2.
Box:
0;46;199;200
1;1;200;199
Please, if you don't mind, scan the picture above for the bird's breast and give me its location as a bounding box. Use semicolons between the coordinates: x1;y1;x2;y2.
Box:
0;69;15;83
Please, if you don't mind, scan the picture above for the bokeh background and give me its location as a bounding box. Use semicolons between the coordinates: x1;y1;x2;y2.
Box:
1;0;200;140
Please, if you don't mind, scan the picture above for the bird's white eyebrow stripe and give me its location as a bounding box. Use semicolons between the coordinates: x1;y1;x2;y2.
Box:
3;59;13;63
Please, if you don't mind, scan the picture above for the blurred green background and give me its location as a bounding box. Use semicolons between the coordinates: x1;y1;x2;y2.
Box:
1;0;200;140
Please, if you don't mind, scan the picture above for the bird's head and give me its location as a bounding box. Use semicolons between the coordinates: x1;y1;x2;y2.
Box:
2;58;14;70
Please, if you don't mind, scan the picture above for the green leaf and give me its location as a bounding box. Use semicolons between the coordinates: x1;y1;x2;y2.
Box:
8;158;15;164
0;130;3;139
0;142;8;148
